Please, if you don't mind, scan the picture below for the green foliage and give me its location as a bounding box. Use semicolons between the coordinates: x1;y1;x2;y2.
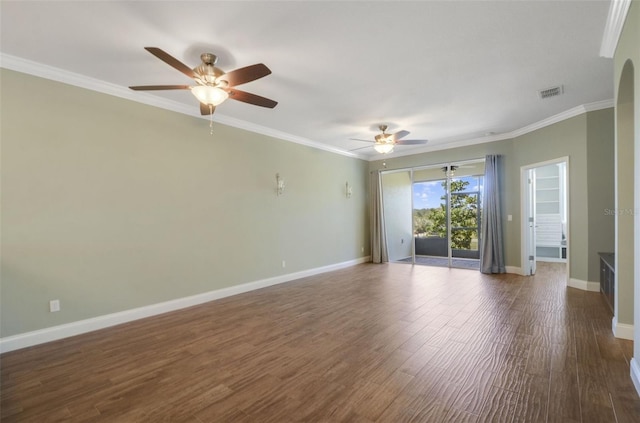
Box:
413;179;479;250
413;208;434;237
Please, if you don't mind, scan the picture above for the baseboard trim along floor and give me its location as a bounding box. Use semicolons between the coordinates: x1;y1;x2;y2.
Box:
0;256;371;353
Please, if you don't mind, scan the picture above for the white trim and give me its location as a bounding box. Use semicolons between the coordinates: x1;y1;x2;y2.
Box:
0;52;614;163
612;316;635;340
0;256;370;353
631;358;640;397
520;157;571;280
505;266;524;275
376;101;614;161
568;278;601;292
600;0;633;58
0;53;360;160
510;101;614;138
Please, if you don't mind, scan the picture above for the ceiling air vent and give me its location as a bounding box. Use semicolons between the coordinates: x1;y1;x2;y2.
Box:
538;85;564;99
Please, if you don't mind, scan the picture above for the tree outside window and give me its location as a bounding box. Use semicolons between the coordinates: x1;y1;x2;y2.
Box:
413;177;480;250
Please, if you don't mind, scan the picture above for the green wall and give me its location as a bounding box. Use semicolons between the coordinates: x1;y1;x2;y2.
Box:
369;111;615;283
0;65;618;340
512;114;589;281
613;0;639;349
0;69;370;337
586;108;616;283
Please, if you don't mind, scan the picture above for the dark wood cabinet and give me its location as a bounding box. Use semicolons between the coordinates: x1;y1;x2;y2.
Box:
599;253;615;314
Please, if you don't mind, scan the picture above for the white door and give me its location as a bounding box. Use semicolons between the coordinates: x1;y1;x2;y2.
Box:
527;169;537;275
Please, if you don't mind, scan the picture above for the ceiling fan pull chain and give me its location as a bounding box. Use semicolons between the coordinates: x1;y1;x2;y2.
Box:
209;105;214;135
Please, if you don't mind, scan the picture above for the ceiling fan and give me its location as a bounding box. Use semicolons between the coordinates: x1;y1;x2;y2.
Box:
350;125;428;154
129;47;277;117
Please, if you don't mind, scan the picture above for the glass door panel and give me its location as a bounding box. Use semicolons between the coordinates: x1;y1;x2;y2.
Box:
412;166;449;267
448;161;484;269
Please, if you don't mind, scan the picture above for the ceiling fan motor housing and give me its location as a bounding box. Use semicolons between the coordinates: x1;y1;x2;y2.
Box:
194;54;225;86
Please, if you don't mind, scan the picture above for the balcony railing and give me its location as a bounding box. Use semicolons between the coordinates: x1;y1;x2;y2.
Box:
414;236;480;259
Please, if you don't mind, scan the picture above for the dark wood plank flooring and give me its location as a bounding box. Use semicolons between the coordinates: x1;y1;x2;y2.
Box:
2;262;639;422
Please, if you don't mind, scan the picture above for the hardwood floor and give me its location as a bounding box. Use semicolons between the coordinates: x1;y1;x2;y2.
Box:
2;262;639;422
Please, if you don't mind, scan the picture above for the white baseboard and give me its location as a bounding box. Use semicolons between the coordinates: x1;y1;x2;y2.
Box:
612;316;635;340
631;358;640;397
505;266;524;275
0;256;371;353
568;278;600;292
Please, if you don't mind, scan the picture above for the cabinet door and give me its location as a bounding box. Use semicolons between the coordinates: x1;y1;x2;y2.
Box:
600;259;606;294
607;267;615;311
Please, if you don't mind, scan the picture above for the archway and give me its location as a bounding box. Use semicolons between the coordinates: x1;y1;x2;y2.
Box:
614;59;635;339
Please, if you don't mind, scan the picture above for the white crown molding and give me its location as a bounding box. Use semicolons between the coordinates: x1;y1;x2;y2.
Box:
377;99;615;161
600;0;632;58
509;101;611;138
0;255;371;353
0;52;613;163
213;113;360;159
0;53;196;117
583;98;616;112
0;52;362;160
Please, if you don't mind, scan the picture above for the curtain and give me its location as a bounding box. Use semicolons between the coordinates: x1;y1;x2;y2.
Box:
480;155;506;273
370;171;388;263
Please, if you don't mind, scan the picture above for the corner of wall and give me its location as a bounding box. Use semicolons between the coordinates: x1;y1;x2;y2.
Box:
612;315;635;340
568;278;601;292
505;266;524;275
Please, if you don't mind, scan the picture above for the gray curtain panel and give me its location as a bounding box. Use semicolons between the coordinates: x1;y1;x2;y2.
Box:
370;171;388;264
481;155;506;273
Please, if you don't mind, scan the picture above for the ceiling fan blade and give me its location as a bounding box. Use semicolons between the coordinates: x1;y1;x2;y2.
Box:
218;63;271;87
227;89;278;108
396;139;428;145
349;138;374;143
200;103;216;115
392;130;410;141
129;85;191;91
144;47;198;79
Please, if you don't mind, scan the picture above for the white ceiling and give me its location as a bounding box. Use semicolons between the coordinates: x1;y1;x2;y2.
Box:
0;1;614;159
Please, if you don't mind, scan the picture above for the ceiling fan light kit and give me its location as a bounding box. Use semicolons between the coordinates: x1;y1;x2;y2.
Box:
351;124;428;155
191;85;228;106
374;143;395;154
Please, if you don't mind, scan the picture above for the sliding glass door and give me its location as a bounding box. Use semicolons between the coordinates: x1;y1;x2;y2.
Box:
382;160;484;269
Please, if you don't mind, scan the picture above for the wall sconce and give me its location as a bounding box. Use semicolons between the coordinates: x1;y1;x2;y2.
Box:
276;173;285;196
345;181;352;198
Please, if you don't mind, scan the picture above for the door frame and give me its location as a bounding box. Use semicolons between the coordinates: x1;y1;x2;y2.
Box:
520;156;570;279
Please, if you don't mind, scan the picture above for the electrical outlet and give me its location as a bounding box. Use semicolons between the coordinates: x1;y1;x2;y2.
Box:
361;246;364;253
49;299;60;312
282;260;286;268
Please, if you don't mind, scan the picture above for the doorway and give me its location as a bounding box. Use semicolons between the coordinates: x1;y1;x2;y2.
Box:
521;158;569;276
381;159;485;269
